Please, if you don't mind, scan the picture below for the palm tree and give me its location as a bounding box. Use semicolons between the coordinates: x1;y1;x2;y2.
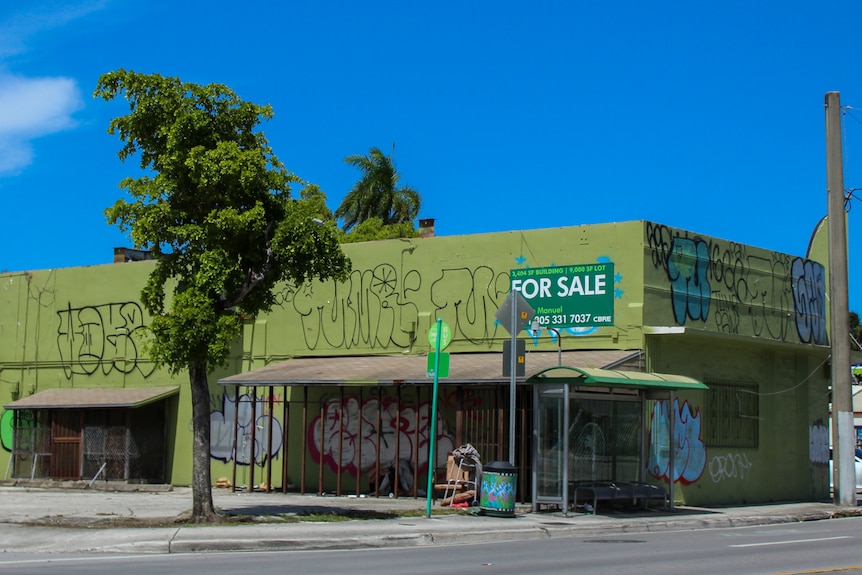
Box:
335;145;421;232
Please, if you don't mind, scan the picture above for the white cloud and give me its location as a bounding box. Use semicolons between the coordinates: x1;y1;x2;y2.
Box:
0;138;33;175
0;75;82;175
0;75;81;133
0;1;110;59
0;1;103;176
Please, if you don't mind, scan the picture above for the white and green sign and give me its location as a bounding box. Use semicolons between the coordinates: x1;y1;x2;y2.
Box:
510;263;614;328
428;321;452;350
426;352;450;378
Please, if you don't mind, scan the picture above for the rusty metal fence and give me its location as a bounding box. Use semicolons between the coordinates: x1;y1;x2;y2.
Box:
7;406;166;483
6;411;51;480
226;383;533;503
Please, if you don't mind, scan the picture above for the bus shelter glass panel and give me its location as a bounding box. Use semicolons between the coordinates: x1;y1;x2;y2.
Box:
534;385;566;503
568;396;642;484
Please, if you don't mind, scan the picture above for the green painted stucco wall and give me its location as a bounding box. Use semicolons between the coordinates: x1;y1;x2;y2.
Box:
0;220;831;506
236;221;646;364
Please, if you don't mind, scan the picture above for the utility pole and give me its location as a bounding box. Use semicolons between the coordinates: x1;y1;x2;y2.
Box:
825;91;855;507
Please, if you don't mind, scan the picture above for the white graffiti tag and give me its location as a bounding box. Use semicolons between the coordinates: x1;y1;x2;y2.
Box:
210;392;284;466
809;423;829;464
309;396;453;477
708;453;753;482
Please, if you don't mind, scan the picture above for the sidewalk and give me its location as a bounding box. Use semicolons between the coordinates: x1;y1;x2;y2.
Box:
0;483;860;555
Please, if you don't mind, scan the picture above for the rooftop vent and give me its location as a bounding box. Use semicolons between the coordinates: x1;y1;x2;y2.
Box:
113;247;153;263
418;218;435;238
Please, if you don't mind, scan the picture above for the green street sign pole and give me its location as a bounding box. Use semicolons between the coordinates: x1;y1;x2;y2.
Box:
425;318;443;518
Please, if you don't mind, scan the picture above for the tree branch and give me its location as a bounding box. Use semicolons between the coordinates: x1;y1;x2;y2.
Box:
222;223;276;309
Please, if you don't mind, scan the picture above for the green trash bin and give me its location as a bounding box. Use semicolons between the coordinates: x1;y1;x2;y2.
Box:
479;461;517;517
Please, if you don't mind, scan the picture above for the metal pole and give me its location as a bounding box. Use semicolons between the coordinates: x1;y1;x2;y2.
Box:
826;91;855;507
563;382;570;515
425;318;443;517
668;392;675;510
509;289;518;465
549;328;562;366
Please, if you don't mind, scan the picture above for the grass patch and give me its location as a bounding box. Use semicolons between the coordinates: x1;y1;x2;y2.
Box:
396;508;471;517
19;505;476;529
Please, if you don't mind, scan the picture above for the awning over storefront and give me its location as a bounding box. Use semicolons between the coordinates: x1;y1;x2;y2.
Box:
527;366;707;390
218;350;643;387
4;386;180;410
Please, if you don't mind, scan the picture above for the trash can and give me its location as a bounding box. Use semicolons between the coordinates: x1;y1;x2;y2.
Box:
479;461;517;517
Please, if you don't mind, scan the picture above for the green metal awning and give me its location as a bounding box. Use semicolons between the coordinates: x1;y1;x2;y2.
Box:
526;366;707;390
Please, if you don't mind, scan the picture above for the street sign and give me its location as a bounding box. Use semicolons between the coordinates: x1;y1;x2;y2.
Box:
427;352;450;378
502;339;525;377
496;289;535;466
495;291;535;336
428;321;452;350
510;263;614;329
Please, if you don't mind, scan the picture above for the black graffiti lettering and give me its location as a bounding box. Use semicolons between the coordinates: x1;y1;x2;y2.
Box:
647;224;826;343
792;258;827;345
56;301;155;379
283;262;509;351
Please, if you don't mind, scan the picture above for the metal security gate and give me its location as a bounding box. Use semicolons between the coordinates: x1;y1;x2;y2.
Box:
6;410;50;480
9;404;169;483
50;411;83;479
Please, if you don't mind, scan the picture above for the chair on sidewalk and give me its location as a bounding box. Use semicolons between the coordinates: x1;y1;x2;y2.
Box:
434;453;477;506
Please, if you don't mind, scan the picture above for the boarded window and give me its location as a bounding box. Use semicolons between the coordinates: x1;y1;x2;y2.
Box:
703;380;759;448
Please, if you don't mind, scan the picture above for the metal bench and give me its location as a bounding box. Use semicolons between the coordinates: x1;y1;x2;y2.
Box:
571;481;668;514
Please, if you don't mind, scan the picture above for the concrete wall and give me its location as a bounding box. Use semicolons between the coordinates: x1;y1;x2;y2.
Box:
239;221;647;365
646;335;829;505
0;220;831;504
640;223;830;504
643;222;827;344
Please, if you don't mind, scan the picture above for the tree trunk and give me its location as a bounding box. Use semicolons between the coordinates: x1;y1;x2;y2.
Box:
189;361;218;522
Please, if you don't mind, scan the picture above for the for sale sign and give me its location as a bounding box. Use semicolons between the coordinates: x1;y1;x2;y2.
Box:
510;263;614;329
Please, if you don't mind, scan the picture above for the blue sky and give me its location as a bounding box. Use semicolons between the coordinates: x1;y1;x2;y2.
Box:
2;1;862;311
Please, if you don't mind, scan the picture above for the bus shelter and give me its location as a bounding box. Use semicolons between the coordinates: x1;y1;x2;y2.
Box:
529;366;707;514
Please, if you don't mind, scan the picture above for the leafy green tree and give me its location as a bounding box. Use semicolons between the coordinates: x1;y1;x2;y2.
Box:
335;145;421;232
297;183;334;222
95;70;351;522
339;217;419;243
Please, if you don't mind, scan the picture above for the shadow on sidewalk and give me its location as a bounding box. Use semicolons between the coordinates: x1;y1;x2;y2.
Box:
217;504;401;520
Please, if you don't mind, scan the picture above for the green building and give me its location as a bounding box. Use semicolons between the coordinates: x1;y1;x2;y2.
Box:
0;220;832;508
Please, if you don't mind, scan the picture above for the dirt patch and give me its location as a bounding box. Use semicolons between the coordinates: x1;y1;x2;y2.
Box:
18;507;460;529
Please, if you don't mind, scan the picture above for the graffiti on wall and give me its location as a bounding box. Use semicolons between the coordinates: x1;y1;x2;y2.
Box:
0;409;37;453
56;301;155;379
210;391;284;466
792;259;827;345
277;263;511;351
278;264;423;351
0;410;12;452
667;237;711;324
48;250;626;367
430;266;511;344
708;453;753;482
279;255;626;353
648;398;706;484
646;223;826;344
308;395;454;478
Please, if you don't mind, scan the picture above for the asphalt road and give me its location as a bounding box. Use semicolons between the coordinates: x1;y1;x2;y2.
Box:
2;514;862;575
